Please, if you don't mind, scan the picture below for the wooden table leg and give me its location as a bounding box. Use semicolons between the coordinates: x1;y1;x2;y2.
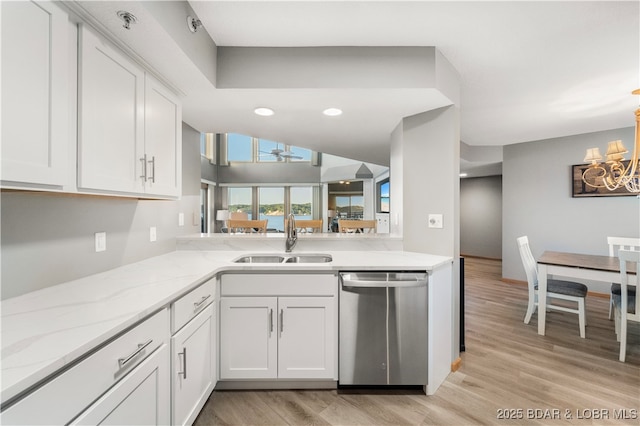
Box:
538;263;547;335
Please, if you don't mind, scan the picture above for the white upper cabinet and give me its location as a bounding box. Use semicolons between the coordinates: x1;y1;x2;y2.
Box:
78;25;181;198
78;24;145;195
144;76;182;198
1;0;69;187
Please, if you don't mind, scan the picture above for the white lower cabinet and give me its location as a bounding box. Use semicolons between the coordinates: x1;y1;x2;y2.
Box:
70;344;170;425
219;297;278;379
171;303;216;426
0;309;169;425
219;274;338;381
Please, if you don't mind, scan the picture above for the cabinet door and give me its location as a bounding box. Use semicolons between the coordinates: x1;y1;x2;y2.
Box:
70;344;170;425
172;304;215;426
78;24;145;194
220;297;277;379
278;297;337;379
1;0;68;186
144;76;182;197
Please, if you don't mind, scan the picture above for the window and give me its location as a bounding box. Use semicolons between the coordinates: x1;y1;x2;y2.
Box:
227;187;253;219
336;195;363;219
257;139;280;162
289;146;312;162
377;178;390;213
290;186;313;220
226;133;253;162
258;187;284;231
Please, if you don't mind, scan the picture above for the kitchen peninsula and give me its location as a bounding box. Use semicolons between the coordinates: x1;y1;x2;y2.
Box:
0;241;453;425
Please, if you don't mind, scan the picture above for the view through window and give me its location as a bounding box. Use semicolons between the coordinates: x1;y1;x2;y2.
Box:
227;187;252;219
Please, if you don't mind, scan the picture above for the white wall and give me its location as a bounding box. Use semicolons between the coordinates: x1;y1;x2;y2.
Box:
503;126;639;292
0;123;202;300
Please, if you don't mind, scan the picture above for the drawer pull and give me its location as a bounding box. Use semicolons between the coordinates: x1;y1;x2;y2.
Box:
193;294;211;311
147;156;156;183
280;309;284;333
269;309;273;335
139;155;147;181
178;348;187;379
118;339;153;369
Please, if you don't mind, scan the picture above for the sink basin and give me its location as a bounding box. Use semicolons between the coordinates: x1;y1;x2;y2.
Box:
233;254;333;263
284;255;333;263
233;255;286;263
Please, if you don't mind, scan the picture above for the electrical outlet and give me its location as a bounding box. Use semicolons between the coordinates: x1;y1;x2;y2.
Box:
150;226;157;242
428;214;443;229
178;212;184;227
95;232;106;252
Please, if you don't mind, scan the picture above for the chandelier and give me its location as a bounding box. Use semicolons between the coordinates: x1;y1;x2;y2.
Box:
581;89;640;193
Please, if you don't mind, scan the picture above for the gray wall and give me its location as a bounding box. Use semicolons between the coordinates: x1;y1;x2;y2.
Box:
217;162;321;184
0;122;202;300
460;176;502;259
503;126;639;291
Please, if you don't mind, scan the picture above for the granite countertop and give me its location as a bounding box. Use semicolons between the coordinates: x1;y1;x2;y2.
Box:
0;249;452;404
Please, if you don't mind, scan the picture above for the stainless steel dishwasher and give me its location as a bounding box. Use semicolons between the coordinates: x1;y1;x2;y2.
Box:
339;271;428;386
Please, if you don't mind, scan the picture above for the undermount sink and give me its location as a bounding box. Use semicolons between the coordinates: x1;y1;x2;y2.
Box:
233;255;286;263
233;254;332;264
284;255;333;263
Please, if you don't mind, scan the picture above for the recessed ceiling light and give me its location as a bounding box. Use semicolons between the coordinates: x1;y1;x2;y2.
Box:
254;107;274;116
323;108;342;116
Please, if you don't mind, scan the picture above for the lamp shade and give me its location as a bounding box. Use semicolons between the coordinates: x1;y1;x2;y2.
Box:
605;140;628;156
216;210;229;221
583;147;603;164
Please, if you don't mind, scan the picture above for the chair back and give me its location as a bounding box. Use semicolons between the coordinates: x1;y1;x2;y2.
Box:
517;236;538;297
618;249;640;321
285;219;322;233
338;219;377;233
229;211;249;220
228;219;267;234
607;236;640;257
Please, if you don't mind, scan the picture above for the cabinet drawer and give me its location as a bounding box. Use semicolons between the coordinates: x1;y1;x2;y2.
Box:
172;278;215;333
221;274;337;296
0;309;169;425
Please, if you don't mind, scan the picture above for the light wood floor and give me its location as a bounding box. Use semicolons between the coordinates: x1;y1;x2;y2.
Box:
195;257;639;425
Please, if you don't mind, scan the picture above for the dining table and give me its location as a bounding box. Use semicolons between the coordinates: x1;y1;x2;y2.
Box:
536;251;637;336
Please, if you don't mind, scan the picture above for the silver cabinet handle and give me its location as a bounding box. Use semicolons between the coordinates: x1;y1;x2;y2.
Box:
193;294;211;311
269;309;273;335
139;154;147;181
280;309;284;333
178;347;187;379
147;156;155;183
118;339;153;368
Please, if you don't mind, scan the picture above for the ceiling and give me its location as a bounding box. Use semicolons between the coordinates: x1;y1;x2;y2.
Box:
72;1;639;173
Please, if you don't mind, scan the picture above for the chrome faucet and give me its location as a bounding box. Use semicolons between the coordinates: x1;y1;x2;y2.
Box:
285;213;297;252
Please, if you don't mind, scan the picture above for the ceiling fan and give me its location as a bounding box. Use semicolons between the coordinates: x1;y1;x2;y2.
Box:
259;145;303;161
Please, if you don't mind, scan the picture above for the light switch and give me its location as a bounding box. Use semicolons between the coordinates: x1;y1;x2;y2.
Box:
95;232;106;252
428;214;443;229
150;226;157;242
178;213;184;227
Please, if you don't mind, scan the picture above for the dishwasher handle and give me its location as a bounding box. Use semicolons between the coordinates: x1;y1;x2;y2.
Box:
340;273;427;288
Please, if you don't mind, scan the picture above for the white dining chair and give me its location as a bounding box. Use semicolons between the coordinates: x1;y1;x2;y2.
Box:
517;236;588;338
613;249;640;362
607;237;640;319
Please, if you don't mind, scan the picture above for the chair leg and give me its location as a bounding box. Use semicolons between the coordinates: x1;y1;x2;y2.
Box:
524;298;536;324
614;306;620;341
608;295;614;320
578;298;586;339
619;315;627;362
